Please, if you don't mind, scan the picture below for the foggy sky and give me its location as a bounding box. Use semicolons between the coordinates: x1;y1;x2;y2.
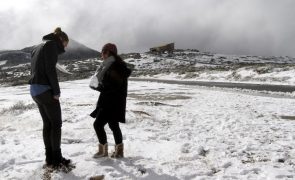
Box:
1;0;295;56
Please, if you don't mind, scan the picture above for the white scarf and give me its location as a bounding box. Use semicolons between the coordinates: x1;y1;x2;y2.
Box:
89;56;116;89
96;56;116;83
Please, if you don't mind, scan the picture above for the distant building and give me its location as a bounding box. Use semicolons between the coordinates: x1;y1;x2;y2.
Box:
150;43;174;54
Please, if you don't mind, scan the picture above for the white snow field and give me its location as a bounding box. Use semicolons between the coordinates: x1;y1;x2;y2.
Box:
0;79;295;180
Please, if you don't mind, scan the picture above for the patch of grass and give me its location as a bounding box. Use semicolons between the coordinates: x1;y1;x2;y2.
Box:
1;101;36;114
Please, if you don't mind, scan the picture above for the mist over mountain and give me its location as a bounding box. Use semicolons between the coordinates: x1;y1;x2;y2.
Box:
60;39;99;60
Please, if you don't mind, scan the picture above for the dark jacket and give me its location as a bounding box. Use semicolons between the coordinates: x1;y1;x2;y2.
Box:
28;33;65;95
90;58;132;123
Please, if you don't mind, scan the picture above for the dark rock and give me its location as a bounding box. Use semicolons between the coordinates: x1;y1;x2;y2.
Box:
120;53;141;59
278;158;285;163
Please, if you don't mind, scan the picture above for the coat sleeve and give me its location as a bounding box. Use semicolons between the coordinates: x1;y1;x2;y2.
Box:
108;63;131;89
98;62;131;94
43;41;60;96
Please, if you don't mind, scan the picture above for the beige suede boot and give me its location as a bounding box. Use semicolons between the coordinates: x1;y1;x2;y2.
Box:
93;143;108;158
111;143;124;158
90;175;105;180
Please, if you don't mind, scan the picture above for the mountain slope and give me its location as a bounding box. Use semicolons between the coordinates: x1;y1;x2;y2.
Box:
0;39;99;65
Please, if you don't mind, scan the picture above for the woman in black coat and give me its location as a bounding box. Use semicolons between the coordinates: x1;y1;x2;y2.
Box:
91;43;131;158
29;27;71;169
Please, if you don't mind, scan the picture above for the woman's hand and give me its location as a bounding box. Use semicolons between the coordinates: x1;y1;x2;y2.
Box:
53;95;60;101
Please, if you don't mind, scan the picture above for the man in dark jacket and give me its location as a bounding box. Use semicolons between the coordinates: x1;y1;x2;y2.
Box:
29;28;71;169
91;43;131;158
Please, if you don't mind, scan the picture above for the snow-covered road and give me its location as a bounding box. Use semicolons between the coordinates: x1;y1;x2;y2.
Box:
0;79;295;179
130;78;295;93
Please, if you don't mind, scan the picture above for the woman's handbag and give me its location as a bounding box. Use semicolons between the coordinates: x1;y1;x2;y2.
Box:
89;71;99;90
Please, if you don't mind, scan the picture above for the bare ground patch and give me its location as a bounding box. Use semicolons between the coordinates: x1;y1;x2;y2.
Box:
280;116;295;120
128;93;191;101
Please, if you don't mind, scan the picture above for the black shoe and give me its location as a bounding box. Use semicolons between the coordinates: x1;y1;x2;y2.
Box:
52;149;74;171
52;149;63;166
54;159;75;173
61;157;71;166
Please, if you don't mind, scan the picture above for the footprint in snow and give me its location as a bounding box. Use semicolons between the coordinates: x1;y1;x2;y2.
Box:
61;138;82;144
181;143;192;153
240;168;261;175
197;146;209;157
69;151;86;157
276;175;294;179
221;161;232;169
14;139;20;145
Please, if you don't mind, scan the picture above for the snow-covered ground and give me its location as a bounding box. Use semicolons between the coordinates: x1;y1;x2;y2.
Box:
1;79;295;179
138;66;295;85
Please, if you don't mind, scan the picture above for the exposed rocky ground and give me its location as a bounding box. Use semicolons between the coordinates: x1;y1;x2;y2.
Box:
128;50;295;85
0;54;137;86
1;48;295;86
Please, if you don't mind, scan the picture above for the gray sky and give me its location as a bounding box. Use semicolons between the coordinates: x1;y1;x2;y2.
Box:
1;0;295;56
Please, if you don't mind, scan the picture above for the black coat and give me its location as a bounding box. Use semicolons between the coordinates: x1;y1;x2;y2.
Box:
28;33;65;95
90;59;132;123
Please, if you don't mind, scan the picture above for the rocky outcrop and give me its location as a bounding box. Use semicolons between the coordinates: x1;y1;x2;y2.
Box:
150;43;174;54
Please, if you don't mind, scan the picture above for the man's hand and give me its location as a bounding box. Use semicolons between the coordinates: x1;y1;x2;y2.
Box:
53;95;60;101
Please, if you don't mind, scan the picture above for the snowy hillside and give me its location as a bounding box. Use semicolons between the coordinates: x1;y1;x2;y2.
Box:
125;51;295;85
0;79;295;179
